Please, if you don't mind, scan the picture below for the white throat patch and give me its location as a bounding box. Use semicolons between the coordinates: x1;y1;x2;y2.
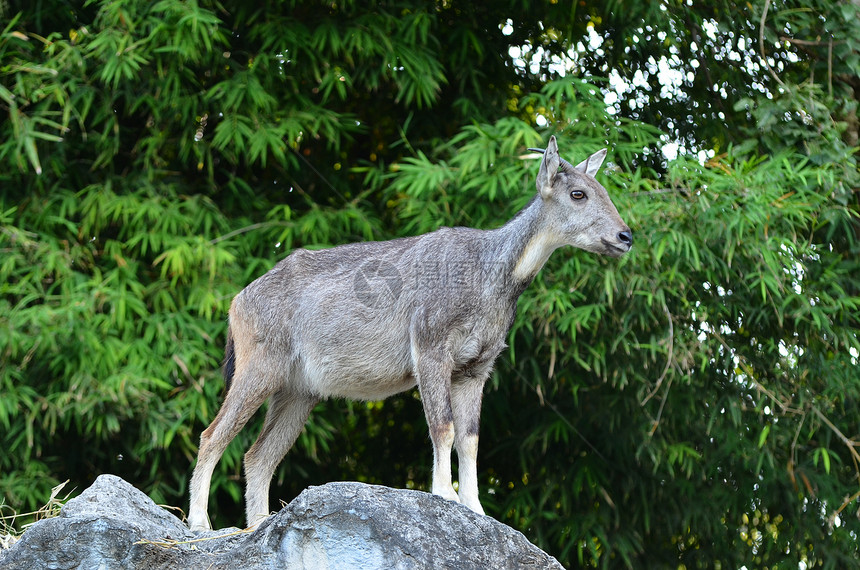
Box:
513;230;562;282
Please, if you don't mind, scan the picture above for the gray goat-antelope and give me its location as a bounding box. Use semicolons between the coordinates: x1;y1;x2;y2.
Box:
187;136;632;531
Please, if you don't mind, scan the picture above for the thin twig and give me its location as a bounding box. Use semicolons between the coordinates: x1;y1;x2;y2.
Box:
831;488;860;521
686;13;727;116
828;37;833;99
628;188;689;198
785;408;817;497
779;36;845;47
509;365;609;464
209;221;289;245
742;361;793;413
759;0;787;89
290;147;351;205
810;407;860;526
135;527;255;549
709;327;800;414
641;301;674;406
788;410;807;481
811;407;860;475
648;375;674;437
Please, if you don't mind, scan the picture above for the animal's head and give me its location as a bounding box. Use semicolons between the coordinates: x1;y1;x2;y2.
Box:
534;136;632;257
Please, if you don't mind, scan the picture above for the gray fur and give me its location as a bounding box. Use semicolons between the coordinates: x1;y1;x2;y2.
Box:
187;136;632;530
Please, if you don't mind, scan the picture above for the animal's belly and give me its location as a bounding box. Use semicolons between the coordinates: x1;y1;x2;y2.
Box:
329;370;418;400
298;340;417;401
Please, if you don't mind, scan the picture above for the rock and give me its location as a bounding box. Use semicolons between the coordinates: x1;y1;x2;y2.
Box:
0;474;564;569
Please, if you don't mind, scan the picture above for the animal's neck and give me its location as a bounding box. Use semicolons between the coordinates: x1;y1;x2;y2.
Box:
485;195;561;290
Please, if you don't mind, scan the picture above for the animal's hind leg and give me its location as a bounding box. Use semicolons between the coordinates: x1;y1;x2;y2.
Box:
188;366;274;531
244;388;318;528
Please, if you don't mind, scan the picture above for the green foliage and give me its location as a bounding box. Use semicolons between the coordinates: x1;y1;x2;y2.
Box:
1;1;859;568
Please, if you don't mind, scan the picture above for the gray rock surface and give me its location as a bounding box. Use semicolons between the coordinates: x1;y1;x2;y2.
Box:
0;474;564;569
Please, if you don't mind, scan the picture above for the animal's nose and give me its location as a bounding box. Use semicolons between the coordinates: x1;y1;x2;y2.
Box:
617;230;633;247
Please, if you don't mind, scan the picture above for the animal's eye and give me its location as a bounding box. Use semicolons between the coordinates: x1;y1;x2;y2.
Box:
570;190;586;201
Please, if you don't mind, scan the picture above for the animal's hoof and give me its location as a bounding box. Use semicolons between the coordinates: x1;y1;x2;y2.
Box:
187;515;211;532
432;487;461;504
463;501;485;516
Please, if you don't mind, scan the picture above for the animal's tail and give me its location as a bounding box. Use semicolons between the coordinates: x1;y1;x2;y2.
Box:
223;325;236;393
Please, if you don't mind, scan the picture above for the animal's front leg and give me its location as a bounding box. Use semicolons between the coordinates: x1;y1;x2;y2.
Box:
429;419;459;503
452;377;486;515
414;351;459;503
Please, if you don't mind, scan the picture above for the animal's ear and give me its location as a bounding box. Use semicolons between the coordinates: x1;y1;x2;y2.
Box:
536;136;561;199
574;148;607;177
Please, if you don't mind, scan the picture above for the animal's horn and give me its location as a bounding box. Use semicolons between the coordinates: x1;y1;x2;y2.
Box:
558;158;575;171
528;147;575;171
